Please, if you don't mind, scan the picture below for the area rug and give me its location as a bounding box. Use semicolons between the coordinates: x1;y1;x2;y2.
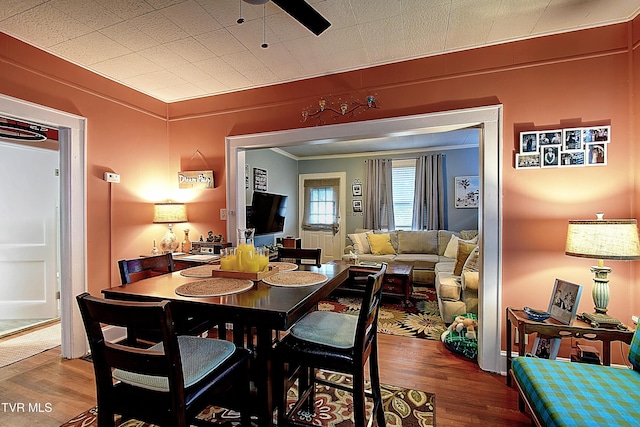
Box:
60;372;435;427
0;322;61;368
319;287;447;341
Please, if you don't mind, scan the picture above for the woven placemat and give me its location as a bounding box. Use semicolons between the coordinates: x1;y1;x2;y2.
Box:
175;278;254;297
268;262;298;272
179;265;217;278
262;271;328;287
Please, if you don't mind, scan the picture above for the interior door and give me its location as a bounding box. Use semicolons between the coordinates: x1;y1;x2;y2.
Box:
299;173;346;263
0;141;59;319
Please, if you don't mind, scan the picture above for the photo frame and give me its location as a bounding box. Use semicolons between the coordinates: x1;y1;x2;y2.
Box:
532;335;561;360
541;146;560;168
538;130;563;146
516;126;610;170
352;200;362;212
548;278;583;325
515;153;541;169
586;143;607;166
352;183;362;196
454;176;479;208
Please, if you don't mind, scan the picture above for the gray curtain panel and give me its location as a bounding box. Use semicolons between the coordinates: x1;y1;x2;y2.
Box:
412;154;445;230
364;158;394;230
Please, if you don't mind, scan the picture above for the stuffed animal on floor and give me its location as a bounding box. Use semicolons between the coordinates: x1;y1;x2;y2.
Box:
448;315;478;340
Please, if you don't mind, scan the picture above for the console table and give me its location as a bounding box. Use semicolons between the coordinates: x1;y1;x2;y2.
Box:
505;306;634;386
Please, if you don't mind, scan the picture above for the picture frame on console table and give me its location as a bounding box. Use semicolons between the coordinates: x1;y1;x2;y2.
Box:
548;278;582;325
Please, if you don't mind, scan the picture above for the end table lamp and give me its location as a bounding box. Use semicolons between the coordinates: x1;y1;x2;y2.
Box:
153;202;187;253
565;212;640;327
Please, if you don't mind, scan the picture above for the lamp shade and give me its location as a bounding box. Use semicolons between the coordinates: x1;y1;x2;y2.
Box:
153;202;187;224
565;217;640;260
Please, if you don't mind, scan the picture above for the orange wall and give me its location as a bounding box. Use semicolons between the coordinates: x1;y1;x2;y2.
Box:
0;33;170;291
1;18;639;359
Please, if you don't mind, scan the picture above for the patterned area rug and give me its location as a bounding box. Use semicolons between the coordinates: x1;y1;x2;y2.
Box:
60;372;435;427
319;287;447;341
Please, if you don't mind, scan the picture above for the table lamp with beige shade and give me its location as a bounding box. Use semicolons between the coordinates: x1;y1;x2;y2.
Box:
153;202;187;253
565;212;640;328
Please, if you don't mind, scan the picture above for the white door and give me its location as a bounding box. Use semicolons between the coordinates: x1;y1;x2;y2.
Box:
299;172;346;263
0;141;59;319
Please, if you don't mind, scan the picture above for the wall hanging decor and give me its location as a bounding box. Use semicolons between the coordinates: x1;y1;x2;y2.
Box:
179;150;214;189
253;167;267;192
515;126;609;169
455;176;479;209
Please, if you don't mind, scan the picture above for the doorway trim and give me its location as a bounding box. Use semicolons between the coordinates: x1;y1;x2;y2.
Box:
0;94;87;359
227;105;503;373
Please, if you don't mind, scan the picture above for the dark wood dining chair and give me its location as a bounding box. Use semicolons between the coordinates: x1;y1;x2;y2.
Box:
117;253;212;339
118;253;175;285
274;263;388;427
276;247;322;267
76;292;252;427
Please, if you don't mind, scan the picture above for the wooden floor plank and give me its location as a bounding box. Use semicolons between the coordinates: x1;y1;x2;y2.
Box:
0;333;530;426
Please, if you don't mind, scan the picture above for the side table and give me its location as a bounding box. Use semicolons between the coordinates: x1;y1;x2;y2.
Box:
505;306;634;386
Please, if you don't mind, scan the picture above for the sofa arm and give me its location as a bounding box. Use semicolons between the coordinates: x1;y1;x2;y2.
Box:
344;244;354;255
462;271;479;291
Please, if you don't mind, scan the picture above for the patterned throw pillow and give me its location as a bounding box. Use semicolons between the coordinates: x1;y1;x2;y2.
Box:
366;233;396;255
348;232;371;254
453;241;477;276
462;247;480;273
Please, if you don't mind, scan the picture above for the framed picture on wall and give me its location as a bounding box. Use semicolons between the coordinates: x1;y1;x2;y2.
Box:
352;183;362;196
520;132;538;153
586;143;607;166
454;176;479;208
515;153;541;169
352;200;362;212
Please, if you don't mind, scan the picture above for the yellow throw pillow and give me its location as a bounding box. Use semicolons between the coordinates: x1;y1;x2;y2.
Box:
454;240;477;276
366;233;396;255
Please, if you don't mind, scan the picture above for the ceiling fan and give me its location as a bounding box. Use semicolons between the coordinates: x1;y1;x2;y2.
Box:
241;0;331;36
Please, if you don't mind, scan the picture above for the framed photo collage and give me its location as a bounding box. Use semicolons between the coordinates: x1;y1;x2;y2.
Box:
515;126;610;169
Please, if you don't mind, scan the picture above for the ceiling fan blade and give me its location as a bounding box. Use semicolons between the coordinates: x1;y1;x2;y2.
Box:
271;0;331;36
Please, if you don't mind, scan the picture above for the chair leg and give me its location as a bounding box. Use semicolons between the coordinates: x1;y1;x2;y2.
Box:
352;368;366;427
369;345;386;426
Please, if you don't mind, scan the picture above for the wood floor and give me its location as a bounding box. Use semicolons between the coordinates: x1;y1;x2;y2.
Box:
0;332;531;426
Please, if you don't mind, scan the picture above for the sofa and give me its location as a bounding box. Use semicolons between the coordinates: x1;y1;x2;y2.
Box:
511;325;640;426
342;229;479;322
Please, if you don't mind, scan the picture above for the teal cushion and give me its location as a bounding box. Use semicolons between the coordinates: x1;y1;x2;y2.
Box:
628;327;640;371
290;311;357;349
113;336;235;392
512;356;640;426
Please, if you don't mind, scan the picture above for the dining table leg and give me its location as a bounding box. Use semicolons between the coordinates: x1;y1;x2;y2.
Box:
255;326;275;427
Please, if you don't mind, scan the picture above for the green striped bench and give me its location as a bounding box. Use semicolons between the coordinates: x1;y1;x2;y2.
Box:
511;327;640;427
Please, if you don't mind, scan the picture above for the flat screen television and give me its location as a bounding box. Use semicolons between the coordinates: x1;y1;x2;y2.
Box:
246;191;288;235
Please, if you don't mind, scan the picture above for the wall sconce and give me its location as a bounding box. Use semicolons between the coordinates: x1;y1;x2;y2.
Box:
302;94;379;125
153;202;187;253
565;212;640;328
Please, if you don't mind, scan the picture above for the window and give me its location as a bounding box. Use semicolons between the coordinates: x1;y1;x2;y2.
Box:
392;159;416;230
308;187;336;224
302;178;340;232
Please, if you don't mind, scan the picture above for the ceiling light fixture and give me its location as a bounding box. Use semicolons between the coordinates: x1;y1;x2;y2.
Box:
302;94;380;125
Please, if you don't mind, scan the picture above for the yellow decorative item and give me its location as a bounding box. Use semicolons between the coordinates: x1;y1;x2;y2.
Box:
453;241;477;276
366;233;396;255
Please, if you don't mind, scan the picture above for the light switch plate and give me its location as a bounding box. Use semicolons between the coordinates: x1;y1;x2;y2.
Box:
220;209;227;220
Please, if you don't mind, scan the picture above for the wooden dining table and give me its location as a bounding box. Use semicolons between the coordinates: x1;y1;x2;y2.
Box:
102;260;351;427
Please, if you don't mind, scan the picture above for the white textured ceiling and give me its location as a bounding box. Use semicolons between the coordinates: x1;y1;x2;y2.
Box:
2;0;640;104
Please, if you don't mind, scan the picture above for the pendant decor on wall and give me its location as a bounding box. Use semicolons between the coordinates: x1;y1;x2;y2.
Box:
515;126;609;169
301;93;379;125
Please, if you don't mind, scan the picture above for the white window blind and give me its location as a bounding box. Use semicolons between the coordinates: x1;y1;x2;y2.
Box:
392;159;416;230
